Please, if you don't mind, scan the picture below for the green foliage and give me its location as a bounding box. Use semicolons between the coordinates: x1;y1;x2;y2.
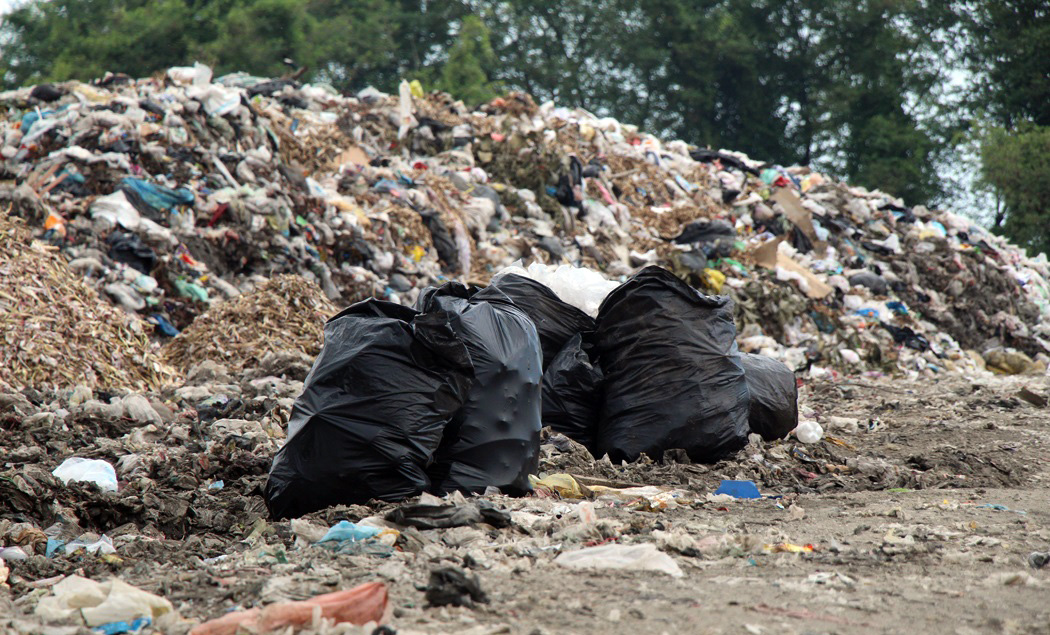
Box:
0;0;466;91
0;0;197;85
964;1;1050;128
437;15;498;106
199;0;314;78
981;125;1050;256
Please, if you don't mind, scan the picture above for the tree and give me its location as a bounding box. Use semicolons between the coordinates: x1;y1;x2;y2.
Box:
199;0;314;78
437;15;498;106
815;0;945;204
981;125;1050;256
0;0;197;86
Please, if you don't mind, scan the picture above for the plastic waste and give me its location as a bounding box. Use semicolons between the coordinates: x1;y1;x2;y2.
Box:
52;458;118;492
540;334;602;452
120;177;194;212
188;581;388;635
0;546;28;561
414;283;542;496
95;617;151;635
795;420;824;444
315;520;398;556
425;566;488;607
554;543;683;577
713;480;762;499
384;495;512;529
264;299;474;519
317;520;383;544
595;266;750;463
64;534;116;555
35;576;174;627
496;262;619;318
740;353;798;440
489;273;596;368
528;473;587;499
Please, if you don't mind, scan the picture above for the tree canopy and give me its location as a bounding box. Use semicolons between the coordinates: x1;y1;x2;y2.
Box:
0;0;1048;248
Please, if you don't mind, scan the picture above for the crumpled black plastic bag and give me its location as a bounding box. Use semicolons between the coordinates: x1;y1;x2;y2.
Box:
264;299;474;520
595;266;750;463
415;283;542;495
541;333;602;453
107;231;156;275
489;273;595;369
740;353;798;440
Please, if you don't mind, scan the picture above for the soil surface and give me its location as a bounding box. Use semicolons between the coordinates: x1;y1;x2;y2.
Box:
2;373;1049;635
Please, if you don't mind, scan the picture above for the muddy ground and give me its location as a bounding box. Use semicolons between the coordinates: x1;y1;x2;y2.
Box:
2;372;1049;635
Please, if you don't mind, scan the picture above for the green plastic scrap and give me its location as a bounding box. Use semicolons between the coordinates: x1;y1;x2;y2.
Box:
174;278;209;302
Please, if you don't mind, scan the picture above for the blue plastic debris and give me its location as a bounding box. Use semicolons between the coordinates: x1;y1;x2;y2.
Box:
120;177;194;211
148;314;180;337
317;520;383;544
886;301;909;315
45;539;64;558
94;617;151;635
713;480;762;499
208;480;224;490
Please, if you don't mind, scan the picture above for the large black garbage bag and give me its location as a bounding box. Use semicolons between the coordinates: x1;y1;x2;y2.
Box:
740;353;798;441
489;274;595;369
541;334;602;453
415;283;542;495
265;299;474;520
595;266;750;463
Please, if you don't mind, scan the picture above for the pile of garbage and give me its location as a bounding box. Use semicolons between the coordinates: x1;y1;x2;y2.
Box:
2;63;1049;388
0;211;175;392
161;274;336;374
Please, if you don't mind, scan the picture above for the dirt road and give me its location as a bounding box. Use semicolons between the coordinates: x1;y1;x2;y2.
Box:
2;374;1048;634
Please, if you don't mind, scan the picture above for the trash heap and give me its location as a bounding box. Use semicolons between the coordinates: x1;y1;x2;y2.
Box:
0;212;175;392
2;63;1049;391
160;274;337;374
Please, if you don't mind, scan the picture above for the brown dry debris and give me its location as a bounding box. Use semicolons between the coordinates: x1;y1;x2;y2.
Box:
160;274;337;374
0;208;177;392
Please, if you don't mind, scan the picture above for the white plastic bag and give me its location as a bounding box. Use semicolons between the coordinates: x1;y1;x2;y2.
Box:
554;543;683;577
35;575;174;627
495;262;619;318
52;458;118;492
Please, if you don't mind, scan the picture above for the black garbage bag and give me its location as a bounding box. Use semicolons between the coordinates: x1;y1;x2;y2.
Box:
489;273;595;369
107;231;156;275
740;353;798;441
595;266;750;463
849;271;888;296
541;334;602;453
415;283;542;495
672;219;736;245
418;209;459;271
264;299;474;520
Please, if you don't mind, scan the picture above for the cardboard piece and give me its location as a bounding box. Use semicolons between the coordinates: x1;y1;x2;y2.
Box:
336;145;370;167
772;188;827;257
750;237;833;300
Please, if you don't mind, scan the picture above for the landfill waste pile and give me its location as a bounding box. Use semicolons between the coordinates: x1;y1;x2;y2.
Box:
2;65;1050;634
0;212;175;392
1;64;1048;384
160;274;337;375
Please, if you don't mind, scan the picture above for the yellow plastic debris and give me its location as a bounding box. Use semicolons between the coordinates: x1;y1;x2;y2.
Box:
702;268;726;293
529;473;586;499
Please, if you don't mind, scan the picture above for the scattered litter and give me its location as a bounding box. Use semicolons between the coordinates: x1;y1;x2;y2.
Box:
52;458;118;492
554;543;684;577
